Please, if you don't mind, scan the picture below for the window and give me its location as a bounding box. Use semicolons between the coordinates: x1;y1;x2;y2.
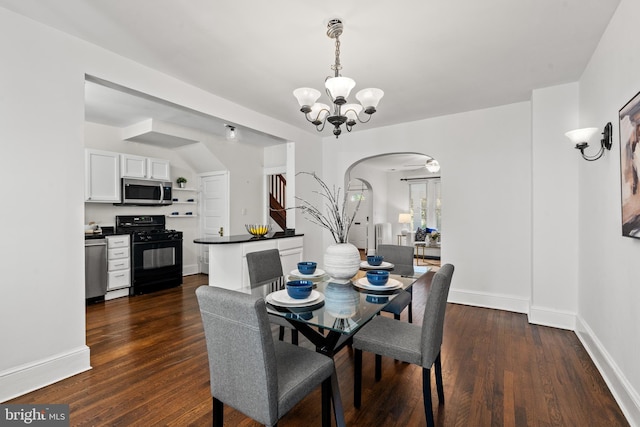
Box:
408;178;441;231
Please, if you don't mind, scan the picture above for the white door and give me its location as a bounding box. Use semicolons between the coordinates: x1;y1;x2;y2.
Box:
199;171;230;274
347;184;370;250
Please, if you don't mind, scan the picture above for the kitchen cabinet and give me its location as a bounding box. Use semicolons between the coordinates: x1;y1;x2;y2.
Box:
147;157;171;180
85;149;120;203
105;235;131;297
194;235;304;290
121;154;170;180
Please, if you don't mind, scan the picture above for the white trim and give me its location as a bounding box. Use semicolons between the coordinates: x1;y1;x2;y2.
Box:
448;288;529;314
183;263;199;276
575;316;640;427
528;305;576;330
0;346;91;403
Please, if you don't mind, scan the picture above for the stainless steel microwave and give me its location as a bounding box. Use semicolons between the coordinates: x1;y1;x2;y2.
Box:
118;178;172;206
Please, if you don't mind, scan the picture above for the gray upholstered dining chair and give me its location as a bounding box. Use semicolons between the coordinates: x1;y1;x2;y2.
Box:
196;285;344;427
352;263;454;427
377;244;416;322
246;248;299;345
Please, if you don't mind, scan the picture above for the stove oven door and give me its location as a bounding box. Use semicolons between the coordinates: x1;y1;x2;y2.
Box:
131;239;183;293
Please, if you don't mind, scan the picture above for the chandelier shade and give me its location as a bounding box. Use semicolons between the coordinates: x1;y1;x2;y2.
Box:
293;88;322;111
293;19;383;138
356;88;384;112
325;76;356;102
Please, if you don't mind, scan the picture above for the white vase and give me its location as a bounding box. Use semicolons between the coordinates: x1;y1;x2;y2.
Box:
323;242;361;280
324;282;359;318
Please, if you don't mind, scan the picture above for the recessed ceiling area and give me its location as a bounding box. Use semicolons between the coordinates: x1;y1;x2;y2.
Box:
84;77;286;148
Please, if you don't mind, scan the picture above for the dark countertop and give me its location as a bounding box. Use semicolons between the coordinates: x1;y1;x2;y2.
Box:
194;232;303;245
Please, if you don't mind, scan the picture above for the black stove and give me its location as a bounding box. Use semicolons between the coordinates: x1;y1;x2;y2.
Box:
115;215;183;295
131;229;183;242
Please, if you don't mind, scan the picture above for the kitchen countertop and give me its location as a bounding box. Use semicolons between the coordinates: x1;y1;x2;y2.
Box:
194;232;303;245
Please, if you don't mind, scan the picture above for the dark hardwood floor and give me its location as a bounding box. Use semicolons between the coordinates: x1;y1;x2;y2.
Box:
8;273;628;426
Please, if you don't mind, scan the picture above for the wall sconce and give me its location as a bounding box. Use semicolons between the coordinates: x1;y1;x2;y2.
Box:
225;124;238;141
564;122;612;161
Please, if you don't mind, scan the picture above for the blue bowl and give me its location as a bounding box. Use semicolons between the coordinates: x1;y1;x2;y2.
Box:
367;255;384;266
286;280;314;299
297;261;317;275
366;295;390;304
366;270;390;286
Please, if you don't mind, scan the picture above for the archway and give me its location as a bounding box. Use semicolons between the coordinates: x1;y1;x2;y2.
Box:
343;152;441;256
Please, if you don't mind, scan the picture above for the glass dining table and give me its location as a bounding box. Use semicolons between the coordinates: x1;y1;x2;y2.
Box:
241;267;428;357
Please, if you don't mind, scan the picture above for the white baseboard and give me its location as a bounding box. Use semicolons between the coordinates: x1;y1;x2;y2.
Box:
0;346;91;403
448;288;529;314
528;305;576;330
575;316;640;427
182;263;199;276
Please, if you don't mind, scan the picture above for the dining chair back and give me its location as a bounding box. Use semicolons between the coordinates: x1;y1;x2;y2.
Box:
246;248;298;344
352;263;455;427
377;244;416;322
196;285;344;427
247;248;284;285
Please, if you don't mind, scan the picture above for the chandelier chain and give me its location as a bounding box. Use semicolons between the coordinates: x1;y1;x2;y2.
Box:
332;36;342;74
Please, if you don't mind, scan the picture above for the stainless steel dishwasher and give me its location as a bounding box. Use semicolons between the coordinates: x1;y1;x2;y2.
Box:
85;238;108;299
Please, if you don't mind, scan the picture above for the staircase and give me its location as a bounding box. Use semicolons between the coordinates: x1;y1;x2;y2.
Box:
269;174;287;231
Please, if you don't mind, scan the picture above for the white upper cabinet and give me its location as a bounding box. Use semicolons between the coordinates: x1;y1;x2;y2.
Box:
120;154;147;178
147;157;171;180
121;154;170;181
85;149;120;202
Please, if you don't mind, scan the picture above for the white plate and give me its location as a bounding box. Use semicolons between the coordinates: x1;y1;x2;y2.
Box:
289;268;326;278
269;289;321;306
359;261;395;270
354;277;402;291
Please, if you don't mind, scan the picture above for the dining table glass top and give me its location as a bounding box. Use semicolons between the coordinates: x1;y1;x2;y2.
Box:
243;267;429;335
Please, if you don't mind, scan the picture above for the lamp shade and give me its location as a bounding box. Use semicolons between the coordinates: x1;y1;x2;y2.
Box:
356;88;384;109
325;76;356;100
565;127;598;144
293;87;321;108
398;213;412;224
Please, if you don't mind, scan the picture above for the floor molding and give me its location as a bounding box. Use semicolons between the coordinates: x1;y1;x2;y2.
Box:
0;346;91;403
575;316;640;427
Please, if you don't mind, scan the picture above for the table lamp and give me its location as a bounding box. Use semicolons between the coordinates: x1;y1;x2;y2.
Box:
398;213;412;235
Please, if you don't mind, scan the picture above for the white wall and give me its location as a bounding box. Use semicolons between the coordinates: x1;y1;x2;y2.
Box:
530;83;580;328
0;6;321;402
574;0;640;423
323;102;532;313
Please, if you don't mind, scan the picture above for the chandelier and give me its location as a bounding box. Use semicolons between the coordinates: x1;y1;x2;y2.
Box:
293;19;384;138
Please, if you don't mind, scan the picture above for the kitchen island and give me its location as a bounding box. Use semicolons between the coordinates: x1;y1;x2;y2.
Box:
194;233;304;290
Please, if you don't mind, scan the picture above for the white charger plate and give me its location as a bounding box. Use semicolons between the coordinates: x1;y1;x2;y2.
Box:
359;261;395;270
268;289;322;306
289;268;326;278
354;277;402;291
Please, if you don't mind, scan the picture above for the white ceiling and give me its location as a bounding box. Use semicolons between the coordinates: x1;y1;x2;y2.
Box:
0;0;620;145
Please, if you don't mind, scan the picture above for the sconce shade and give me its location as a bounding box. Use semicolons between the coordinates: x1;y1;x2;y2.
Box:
565;123;612;162
565;127;599;144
